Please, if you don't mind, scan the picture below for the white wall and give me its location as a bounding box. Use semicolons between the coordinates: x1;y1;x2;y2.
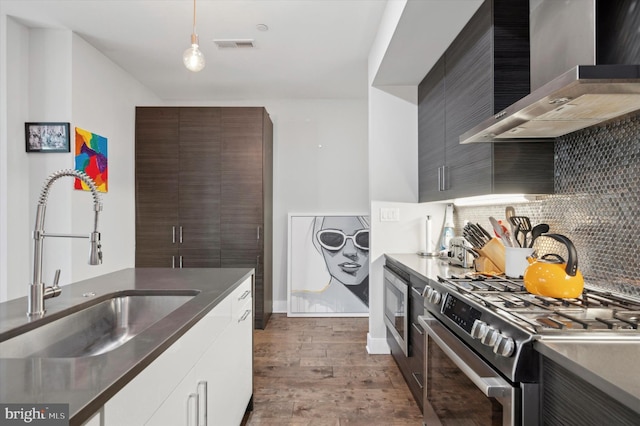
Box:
163;99;370;312
1;17;31;301
0;12;9;302
27;29;74;296
365;0;427;354
70;34;158;281
0;18;160;301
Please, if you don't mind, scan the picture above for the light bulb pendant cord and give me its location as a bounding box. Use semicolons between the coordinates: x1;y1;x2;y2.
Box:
184;0;205;72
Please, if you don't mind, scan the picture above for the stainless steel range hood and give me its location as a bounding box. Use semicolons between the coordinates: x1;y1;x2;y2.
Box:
460;64;640;143
460;0;640;144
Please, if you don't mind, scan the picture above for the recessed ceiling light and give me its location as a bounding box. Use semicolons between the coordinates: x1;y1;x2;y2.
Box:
256;24;269;31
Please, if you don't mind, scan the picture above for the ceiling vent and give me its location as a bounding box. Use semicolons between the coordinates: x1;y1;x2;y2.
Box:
213;39;255;49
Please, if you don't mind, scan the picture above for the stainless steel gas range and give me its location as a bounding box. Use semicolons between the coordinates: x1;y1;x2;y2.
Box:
418;274;640;426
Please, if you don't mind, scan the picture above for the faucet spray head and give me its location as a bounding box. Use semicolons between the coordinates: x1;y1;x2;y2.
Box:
89;232;102;265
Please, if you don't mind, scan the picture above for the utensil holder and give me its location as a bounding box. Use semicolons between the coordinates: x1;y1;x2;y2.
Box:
505;246;534;278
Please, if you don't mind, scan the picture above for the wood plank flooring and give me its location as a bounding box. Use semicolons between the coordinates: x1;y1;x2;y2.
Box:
245;314;423;425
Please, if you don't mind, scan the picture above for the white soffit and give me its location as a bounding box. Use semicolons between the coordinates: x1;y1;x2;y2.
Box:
373;0;483;87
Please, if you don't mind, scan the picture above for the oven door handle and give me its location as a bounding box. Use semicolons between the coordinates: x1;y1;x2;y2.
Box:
418;314;513;399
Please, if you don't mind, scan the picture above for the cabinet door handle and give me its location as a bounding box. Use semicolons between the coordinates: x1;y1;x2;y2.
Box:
257;226;261;240
172;256;175;269
411;372;424;390
238;309;251;323
187;393;198;426
238;290;251;301
412;322;424;335
179;256;184;268
411;286;423;297
437;166;443;192
172;226;176;244
441;165;449;191
179;226;183;244
197;380;207;426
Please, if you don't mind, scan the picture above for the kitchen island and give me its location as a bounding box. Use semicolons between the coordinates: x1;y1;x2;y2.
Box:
0;267;254;425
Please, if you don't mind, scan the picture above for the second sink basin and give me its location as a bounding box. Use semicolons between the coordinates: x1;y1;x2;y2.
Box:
0;291;196;358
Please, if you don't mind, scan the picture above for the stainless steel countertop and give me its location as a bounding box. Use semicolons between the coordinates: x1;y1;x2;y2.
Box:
386;252;640;414
0;267;254;425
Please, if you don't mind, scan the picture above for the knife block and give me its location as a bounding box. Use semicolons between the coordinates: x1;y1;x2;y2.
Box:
476;238;505;273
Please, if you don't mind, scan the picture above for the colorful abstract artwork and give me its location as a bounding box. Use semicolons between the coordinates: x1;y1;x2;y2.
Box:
75;127;108;192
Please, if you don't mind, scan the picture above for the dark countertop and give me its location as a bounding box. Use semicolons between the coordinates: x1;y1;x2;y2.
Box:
0;267;254;425
386;252;640;415
535;339;640;414
384;253;470;282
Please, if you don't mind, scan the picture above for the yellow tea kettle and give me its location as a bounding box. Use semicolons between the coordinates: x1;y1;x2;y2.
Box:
523;234;584;299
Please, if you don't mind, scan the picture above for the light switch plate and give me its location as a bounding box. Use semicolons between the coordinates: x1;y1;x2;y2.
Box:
380;207;400;222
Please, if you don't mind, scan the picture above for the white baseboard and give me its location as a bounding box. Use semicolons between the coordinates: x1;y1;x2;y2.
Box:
366;333;390;354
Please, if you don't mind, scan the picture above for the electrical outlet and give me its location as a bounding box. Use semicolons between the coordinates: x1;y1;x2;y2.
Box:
380;207;400;222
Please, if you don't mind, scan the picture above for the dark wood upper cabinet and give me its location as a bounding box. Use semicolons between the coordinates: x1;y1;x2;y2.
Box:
418;0;554;202
135;107;273;329
418;56;446;202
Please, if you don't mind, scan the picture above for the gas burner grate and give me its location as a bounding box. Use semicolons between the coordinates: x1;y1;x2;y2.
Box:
440;275;640;334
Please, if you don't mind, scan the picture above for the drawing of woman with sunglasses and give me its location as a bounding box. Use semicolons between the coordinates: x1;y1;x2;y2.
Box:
289;215;370;314
313;216;370;308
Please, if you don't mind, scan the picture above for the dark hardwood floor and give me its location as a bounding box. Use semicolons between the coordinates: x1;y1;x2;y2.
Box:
246;314;423;425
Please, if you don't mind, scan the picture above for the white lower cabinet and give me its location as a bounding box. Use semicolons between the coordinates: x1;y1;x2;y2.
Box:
205;287;253;426
102;277;253;426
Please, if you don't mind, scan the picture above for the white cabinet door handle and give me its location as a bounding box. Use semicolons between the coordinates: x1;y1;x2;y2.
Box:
187;393;198;426
238;309;251;323
197;381;207;426
238;290;251;301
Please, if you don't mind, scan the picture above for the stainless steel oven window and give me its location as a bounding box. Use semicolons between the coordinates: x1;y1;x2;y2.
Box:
383;267;409;356
419;313;517;426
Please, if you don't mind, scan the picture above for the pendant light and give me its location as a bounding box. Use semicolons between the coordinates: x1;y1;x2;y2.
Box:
183;0;205;72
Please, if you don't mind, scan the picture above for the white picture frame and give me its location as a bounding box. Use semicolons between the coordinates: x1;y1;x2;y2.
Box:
287;213;370;317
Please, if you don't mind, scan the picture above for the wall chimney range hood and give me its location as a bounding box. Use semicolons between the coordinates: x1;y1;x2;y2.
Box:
460;0;640;144
460;65;640;143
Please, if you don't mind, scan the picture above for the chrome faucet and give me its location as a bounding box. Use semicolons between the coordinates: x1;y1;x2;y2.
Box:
28;169;103;317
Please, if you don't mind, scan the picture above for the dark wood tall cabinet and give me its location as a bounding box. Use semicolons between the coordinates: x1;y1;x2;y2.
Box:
135;107;273;329
418;0;555;202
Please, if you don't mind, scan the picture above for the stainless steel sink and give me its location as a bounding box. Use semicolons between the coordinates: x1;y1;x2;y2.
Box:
0;291;196;358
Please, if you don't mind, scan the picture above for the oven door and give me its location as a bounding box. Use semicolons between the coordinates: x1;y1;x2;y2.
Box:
383;267;409;356
418;313;518;426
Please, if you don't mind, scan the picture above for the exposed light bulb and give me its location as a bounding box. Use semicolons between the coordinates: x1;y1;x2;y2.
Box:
183;37;205;72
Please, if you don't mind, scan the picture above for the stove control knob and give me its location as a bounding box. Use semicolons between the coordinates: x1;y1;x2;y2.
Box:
424;287;433;299
471;320;489;340
493;335;515;357
428;290;441;305
481;328;499;347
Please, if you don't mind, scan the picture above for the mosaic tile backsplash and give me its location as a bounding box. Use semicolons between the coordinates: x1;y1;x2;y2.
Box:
455;115;640;296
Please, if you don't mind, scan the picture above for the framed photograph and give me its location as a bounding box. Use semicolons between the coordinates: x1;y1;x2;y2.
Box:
287;213;370;317
25;122;71;153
